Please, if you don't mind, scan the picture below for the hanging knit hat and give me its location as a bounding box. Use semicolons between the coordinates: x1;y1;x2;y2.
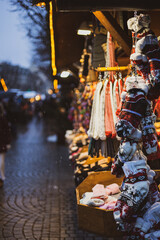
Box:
115;119;142;141
130;53;150;85
127;14;151;33
125;76;149;94
117;141;137;163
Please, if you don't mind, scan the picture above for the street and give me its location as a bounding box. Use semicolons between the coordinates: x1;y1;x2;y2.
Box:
0;117;109;240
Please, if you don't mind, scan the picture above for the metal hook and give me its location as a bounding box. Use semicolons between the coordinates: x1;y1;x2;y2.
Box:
98;72;102;81
118;72;122;79
114;74;117;81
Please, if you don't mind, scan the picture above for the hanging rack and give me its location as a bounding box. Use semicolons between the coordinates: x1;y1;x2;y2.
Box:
84;65;130;83
96;65;130;72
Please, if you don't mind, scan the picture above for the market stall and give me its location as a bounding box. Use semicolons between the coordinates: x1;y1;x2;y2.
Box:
65;7;160;240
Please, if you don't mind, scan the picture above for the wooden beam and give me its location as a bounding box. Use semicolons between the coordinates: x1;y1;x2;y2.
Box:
93;11;131;56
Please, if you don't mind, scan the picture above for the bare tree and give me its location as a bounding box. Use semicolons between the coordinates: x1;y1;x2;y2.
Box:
9;0;52;79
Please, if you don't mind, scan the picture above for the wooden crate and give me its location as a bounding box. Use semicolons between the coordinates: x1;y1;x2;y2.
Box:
76;171;123;238
76;170;160;238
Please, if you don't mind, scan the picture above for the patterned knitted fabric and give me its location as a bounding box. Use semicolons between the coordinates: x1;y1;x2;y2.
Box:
141;115;158;155
134;28;160;99
135;202;160;238
112;14;160;237
113;152;149;232
130;53;150;84
147;48;160;84
118;89;148;131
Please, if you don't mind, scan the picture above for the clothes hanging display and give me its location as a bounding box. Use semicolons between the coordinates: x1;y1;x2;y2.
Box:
87;73;123;159
67;77;119;186
88;33;125;159
67;32;131;187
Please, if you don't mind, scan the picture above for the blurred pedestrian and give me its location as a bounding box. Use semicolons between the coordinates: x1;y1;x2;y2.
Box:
0;101;11;187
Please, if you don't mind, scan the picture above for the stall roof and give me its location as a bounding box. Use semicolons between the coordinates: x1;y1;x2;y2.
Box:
56;0;160;11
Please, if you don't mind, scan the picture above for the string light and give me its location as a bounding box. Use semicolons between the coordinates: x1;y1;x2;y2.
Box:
35;1;57;76
35;2;46;7
0;78;8;92
49;1;57;76
48;89;53;95
53;79;58;92
35;94;41;101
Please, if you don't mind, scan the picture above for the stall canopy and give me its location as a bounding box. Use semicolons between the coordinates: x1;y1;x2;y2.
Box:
56;0;160;11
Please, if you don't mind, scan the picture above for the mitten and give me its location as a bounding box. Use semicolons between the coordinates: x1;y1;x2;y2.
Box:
141;115;158;155
142;133;158;155
114;151;149;232
118;141;137;163
135;202;160;236
136;166;160;217
111;154;124;178
116;119;142;141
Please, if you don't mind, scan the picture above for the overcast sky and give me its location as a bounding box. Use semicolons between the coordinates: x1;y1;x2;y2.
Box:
0;0;31;68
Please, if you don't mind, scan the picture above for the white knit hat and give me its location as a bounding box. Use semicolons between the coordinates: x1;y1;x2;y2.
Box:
127;14;151;32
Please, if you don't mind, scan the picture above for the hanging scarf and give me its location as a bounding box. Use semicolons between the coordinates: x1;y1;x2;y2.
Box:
99;79;108;140
88;81;103;140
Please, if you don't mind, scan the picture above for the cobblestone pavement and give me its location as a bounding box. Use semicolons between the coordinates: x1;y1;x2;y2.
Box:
0;118;119;240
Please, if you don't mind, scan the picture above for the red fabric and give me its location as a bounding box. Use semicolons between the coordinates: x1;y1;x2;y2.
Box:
109;34;115;82
105;81;113;137
142;133;158;156
131;59;150;83
105;81;116;138
154;98;160;118
114;199;135;222
123;169;147;184
105;33;116;138
150;60;160;71
119;78;123;96
116;80;120;110
116;79;125;117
